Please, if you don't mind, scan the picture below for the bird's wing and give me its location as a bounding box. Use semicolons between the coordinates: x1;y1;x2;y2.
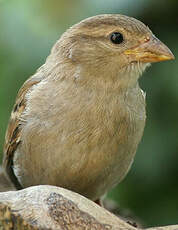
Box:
3;75;42;188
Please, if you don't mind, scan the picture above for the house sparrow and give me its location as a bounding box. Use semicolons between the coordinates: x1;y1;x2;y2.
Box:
2;14;174;202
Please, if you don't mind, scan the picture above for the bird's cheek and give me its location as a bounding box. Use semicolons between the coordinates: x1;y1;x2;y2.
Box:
120;53;135;67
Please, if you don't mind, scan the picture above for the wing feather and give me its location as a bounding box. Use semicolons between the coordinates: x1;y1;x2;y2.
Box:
3;76;42;188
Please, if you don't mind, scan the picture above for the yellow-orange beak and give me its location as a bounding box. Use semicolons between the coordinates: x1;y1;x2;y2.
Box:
124;35;175;63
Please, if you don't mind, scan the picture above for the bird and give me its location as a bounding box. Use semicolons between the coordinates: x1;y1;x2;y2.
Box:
2;14;174;203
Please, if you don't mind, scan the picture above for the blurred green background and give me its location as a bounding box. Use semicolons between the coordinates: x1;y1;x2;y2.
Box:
0;0;177;227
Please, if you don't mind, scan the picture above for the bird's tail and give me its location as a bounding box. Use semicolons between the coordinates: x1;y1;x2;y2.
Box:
0;166;16;192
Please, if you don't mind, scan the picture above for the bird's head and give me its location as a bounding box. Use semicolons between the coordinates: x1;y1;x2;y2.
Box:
50;14;174;89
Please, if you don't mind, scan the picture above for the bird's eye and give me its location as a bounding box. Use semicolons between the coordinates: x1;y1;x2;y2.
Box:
110;32;124;44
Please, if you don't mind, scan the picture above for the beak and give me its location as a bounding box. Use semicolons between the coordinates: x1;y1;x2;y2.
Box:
124;35;175;63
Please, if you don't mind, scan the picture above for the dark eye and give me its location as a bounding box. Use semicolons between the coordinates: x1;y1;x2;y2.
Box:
110;32;124;44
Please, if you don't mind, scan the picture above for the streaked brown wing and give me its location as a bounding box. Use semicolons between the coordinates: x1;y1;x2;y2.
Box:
3;76;41;188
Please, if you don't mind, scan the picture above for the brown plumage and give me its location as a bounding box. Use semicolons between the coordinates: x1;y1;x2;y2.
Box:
2;14;174;201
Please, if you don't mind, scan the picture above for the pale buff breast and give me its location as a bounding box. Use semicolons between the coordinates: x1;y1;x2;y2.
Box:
13;80;146;200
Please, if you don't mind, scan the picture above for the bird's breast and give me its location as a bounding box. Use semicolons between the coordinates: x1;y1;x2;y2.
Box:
14;81;146;200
